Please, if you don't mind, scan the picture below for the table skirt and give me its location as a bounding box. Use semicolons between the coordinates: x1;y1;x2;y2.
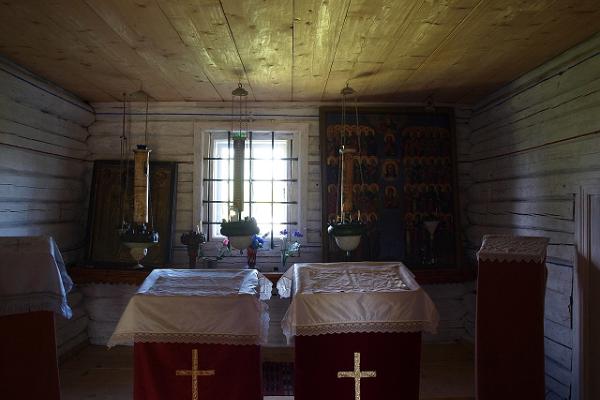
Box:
134;342;262;400
0;311;60;400
294;331;422;400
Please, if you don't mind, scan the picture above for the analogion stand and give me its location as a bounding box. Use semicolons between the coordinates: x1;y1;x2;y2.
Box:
0;236;74;400
278;262;439;400
476;235;549;400
109;269;272;400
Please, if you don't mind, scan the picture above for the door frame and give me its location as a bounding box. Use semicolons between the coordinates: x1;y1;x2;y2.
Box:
574;184;597;400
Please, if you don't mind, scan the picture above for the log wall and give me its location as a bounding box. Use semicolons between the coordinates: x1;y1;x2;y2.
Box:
463;32;600;400
0;56;95;356
0;56;95;262
90;102;323;269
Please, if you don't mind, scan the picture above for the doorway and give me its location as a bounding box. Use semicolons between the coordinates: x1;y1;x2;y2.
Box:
575;185;600;400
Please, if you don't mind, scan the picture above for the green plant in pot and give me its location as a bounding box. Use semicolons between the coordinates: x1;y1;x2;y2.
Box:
220;217;260;250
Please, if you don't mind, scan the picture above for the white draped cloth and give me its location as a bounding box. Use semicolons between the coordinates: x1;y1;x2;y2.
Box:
477;235;549;263
278;262;439;342
108;269;272;347
0;236;73;318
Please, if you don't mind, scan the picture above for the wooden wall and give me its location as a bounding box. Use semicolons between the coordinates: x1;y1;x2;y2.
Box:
90;102;323;269
463;32;600;400
0;56;95;263
0;56;95;356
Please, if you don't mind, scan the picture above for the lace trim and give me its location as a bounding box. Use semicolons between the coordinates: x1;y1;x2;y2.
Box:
257;274;273;300
277;276;293;298
477;235;549;263
108;332;262;347
0;292;72;319
290;320;437;337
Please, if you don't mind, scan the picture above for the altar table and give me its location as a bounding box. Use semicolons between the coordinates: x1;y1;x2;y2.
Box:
0;236;73;400
108;269;272;400
476;235;548;400
278;262;439;400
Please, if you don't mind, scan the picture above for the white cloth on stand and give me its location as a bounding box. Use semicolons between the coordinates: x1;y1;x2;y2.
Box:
108;269;272;347
278;262;439;342
477;235;549;263
0;236;72;318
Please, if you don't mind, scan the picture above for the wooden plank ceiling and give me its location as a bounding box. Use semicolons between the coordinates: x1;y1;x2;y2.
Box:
0;0;599;103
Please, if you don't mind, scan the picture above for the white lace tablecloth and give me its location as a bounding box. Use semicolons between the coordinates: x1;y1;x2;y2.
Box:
0;236;73;318
278;262;439;341
477;235;549;263
108;269;272;347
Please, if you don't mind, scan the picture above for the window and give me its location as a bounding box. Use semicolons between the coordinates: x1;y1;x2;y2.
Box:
201;130;300;246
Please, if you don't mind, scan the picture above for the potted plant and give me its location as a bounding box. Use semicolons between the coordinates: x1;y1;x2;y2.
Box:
220;217;260;250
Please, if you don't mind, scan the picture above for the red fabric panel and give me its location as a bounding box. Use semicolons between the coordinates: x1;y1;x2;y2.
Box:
295;332;422;400
134;342;262;400
476;260;546;400
0;311;60;400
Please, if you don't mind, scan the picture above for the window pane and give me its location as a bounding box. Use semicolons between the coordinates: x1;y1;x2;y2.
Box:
273;203;287;234
251;159;273;179
273;181;288;203
252;181;273;202
213;159;230;180
213;181;230;202
252;203;273;235
272;159;288;180
206;131;297;239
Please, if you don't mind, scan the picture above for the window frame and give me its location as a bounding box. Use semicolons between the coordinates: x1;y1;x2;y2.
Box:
193;121;309;247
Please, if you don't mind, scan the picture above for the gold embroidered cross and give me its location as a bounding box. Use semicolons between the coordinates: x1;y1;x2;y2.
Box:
175;349;215;400
337;352;376;400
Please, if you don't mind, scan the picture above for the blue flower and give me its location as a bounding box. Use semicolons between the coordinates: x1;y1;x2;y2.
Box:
251;234;265;249
280;228;288;236
293;230;303;238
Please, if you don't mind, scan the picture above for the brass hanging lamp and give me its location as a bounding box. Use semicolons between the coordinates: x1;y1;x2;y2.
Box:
119;92;159;268
219;82;259;250
328;83;365;256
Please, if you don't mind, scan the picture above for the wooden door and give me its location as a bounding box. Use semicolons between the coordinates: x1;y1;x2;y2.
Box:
576;185;600;400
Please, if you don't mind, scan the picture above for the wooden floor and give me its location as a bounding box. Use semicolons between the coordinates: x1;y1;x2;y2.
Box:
59;342;475;399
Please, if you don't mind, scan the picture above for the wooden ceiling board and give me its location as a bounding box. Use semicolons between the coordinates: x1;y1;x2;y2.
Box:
35;0;179;99
387;0;504;101
220;0;293;101
0;1;131;101
0;0;598;103
0;29;110;102
42;0;180;100
395;0;600;103
84;0;222;101
154;0;253;100
357;0;479;101
292;0;352;101
320;0;421;100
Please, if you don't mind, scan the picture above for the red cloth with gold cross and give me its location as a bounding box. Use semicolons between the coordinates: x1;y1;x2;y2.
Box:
278;262;439;400
109;269;272;400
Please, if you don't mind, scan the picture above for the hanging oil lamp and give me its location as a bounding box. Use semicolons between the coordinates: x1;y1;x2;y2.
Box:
328;83;365;256
219;83;260;249
118;92;159;268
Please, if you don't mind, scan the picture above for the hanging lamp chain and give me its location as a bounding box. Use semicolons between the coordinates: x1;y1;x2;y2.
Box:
337;82;363;224
144;93;149;146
